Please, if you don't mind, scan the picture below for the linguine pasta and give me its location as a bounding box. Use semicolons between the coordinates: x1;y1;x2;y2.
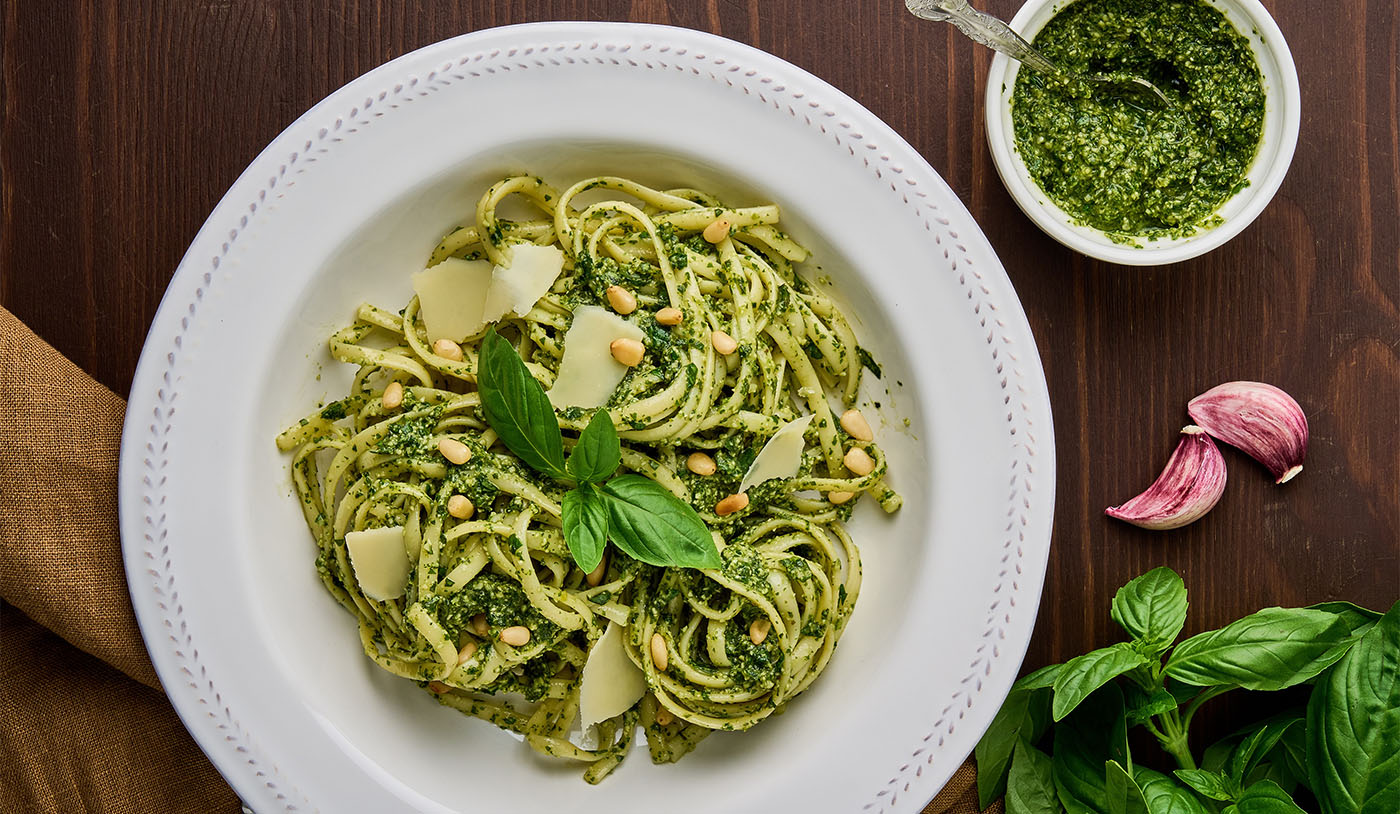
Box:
276;174;901;781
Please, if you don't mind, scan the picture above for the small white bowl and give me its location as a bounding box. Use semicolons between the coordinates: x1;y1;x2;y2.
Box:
985;0;1301;265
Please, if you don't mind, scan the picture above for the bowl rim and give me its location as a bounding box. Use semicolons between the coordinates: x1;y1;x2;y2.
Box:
983;0;1302;266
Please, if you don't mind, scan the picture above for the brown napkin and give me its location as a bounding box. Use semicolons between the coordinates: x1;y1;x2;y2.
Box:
923;759;1004;814
0;307;240;813
0;306;999;813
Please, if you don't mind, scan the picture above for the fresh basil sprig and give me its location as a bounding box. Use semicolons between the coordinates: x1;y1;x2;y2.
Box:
974;566;1397;814
476;329;721;572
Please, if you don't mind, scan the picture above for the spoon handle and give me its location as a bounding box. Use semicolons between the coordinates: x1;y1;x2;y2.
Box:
906;0;1061;76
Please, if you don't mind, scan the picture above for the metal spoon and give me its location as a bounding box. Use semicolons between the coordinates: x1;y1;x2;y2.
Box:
906;0;1170;107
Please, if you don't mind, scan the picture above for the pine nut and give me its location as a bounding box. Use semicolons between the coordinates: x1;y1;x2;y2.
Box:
844;447;875;476
710;330;738;355
654;707;675;726
447;494;474;519
381;381;405;410
456;640;478;665
650;633;669;671
432;338;464;361
499;626;531;647
428;681;450;694
470;613;489;636
702;217;732;243
609;337;645;367
585;554;608;587
655;307;683;326
605;285;637;315
749;617;772;645
686;452;717;476
715;492;749;516
438;437;472;465
840;408;874;441
828;490;856;505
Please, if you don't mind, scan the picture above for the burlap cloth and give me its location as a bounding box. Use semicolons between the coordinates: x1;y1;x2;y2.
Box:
0;306;1001;813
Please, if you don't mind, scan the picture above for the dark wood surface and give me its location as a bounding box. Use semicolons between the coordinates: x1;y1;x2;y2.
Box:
4;0;1396;770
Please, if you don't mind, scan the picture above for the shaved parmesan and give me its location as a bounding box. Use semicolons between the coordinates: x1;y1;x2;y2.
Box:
412;258;494;342
413;246;564;343
483;244;565;320
739;414;814;492
578;623;646;731
345;525;411;601
548;306;645;409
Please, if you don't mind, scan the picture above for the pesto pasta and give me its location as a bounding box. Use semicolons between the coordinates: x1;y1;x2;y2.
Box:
277;174;902;782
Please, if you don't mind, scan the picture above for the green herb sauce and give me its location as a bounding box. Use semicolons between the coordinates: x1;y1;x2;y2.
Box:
1011;0;1265;241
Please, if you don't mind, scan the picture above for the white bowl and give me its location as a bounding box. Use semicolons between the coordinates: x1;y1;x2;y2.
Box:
120;22;1056;813
985;0;1301;265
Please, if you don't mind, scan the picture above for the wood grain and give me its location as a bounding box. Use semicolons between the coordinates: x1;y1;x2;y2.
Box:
3;0;1397;777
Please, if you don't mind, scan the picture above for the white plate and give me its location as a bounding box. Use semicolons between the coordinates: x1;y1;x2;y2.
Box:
120;22;1055;814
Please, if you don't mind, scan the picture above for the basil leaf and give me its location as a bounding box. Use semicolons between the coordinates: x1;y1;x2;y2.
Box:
1165;607;1350;691
1053;642;1151;721
1136;767;1213;814
1307;599;1400;814
1309;600;1383;668
561;483;608;572
565;409;621;484
1025;686;1054;746
1167;679;1201;705
1126;685;1178;725
1229;728;1269;785
1221;709;1308;742
1228;719;1299;786
1247;762;1299;797
1054;684;1124;814
1006;741;1059;814
1175;769;1238;801
1112;567;1189;653
1274;720;1309;792
477;330;567;479
976;686;1053;809
1110;703;1131;771
975;690;1032;809
1260;717;1310;795
1231;780;1308;814
600;475;721;569
1055;739;1107;814
1106;759;1150;814
1204;708;1310;778
1203;736;1237;774
1308;601;1383;632
1016;662;1066;692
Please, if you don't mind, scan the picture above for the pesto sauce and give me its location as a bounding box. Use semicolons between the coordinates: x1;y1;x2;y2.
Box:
372;410;441;458
429;573;559;637
1011;0;1265;241
724;622;783;691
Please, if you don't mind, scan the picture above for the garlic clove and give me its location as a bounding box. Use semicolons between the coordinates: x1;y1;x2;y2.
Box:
1187;381;1307;484
1106;426;1227;530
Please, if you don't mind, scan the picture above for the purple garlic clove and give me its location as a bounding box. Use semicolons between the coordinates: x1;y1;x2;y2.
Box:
1188;381;1308;484
1106;426;1228;530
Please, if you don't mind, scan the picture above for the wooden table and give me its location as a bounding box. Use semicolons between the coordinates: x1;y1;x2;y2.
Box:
3;0;1396;793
